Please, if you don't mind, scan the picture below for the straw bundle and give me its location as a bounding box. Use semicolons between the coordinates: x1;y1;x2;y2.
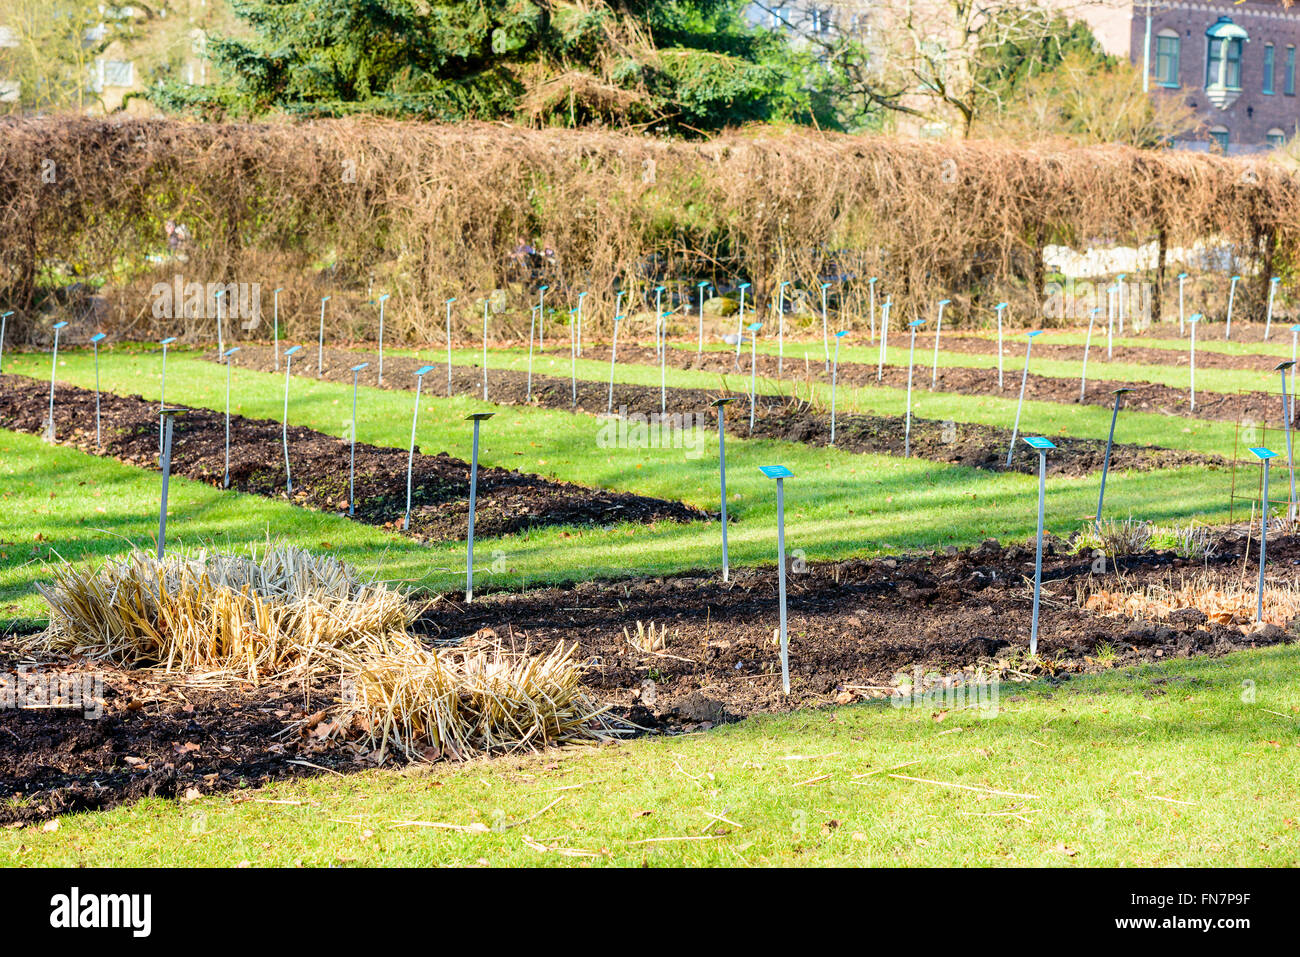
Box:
30;545;416;682
1081;573;1300;628
338;640;612;761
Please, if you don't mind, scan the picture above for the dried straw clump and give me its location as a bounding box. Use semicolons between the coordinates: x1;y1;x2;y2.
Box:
30;545;416;683
1081;572;1300;628
336;640;612;762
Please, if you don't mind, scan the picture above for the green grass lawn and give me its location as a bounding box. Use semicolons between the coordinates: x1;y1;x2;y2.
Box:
0;348;1241;624
4;644;1296;867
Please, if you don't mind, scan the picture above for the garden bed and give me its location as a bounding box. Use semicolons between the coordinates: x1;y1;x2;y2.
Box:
0;375;707;542
605;343;1288;426
4;531;1294;824
224;345;1224;477
936;333;1297;371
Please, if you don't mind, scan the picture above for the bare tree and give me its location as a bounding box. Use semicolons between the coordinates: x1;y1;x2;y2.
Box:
751;0;1112;137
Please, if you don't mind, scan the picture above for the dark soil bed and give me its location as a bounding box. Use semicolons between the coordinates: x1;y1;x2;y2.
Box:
0;375;707;542
937;332;1299;372
226;344;1223;477
425;529;1298;730
0;657;351;825
4;530;1295;824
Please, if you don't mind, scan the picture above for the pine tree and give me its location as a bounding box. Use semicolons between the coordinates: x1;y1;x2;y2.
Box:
150;0;830;135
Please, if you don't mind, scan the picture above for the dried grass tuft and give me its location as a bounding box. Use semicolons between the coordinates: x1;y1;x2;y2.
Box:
624;619;668;652
28;545;416;683
27;544;612;760
1081;572;1300;627
336;640;613;761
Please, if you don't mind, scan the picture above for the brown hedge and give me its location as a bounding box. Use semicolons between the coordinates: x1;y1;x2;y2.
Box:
1;115;1296;344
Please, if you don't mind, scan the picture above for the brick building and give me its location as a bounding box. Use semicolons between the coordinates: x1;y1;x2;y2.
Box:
1126;1;1300;153
748;1;1300;150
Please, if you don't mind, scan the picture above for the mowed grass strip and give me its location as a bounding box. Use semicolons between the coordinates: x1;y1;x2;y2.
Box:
2;644;1297;867
0;351;1234;622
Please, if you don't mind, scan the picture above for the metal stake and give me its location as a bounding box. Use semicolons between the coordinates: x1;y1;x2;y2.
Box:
868;277;877;340
272;288;282;370
525;305;538;402
282;346;302;494
735;283;750;368
349;362;370;515
91;333;106;450
820;282;832;370
877;297;892;383
995;303;1007;389
1006;331;1042;466
1226;274;1241;340
222;346;240;488
47;321;68;441
1177;272;1187;336
659;312;669;416
0;311;12;374
698;281;710;355
905;319;924;457
158;336;176;453
377;292;390;385
570;309;578;407
537;286;548;352
831;331;848;445
576;292;587;357
465;412;495;602
404;366;436;531
482;297;490;400
157;410;186;559
748;322;763;434
1188;314;1201;411
713;399;733;582
215;288;226;357
1096;388;1132;524
1081;307;1100;401
1248;447;1278;621
317;295;329;374
1023;437;1056;655
931;298;950;389
608;314;622;414
1266;277;1280;340
777;280;790;376
1277;361;1297;523
759;465;794;695
1116;273;1127;336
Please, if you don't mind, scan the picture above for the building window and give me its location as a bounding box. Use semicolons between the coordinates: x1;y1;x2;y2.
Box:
0;80;18;103
1287;45;1296;95
1264;43;1275;94
810;8;833;34
1209;126;1230;152
1156;31;1180;87
1267;127;1287;148
1206;17;1246;90
769;6;787;28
